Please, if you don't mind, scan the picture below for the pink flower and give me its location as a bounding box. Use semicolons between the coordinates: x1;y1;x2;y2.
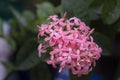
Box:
48;15;58;21
38;44;46;57
37;13;102;77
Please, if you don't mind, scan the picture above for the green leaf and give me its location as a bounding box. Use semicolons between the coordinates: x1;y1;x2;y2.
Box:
62;0;110;23
93;32;112;56
30;62;50;80
16;51;40;70
40;51;50;61
62;0;105;24
0;18;2;36
15;39;40;70
36;2;56;24
4;36;16;51
2;61;15;73
62;0;94;18
88;0;103;20
36;2;55;16
22;11;35;23
9;7;28;27
102;0;120;24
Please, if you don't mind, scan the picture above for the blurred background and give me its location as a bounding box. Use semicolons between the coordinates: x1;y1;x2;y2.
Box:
0;0;120;80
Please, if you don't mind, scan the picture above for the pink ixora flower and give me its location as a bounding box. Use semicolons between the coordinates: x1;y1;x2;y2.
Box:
37;13;102;77
38;44;46;57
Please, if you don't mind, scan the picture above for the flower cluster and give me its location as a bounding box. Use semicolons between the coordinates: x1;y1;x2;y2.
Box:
37;13;102;77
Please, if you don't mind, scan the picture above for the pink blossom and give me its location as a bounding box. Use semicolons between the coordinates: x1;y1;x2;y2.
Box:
38;44;46;57
37;13;102;77
48;15;58;21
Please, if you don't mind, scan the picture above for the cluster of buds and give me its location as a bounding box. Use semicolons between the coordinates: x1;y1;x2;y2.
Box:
37;13;102;77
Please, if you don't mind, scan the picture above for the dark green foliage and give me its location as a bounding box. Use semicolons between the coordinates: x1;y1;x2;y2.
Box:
2;2;61;79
